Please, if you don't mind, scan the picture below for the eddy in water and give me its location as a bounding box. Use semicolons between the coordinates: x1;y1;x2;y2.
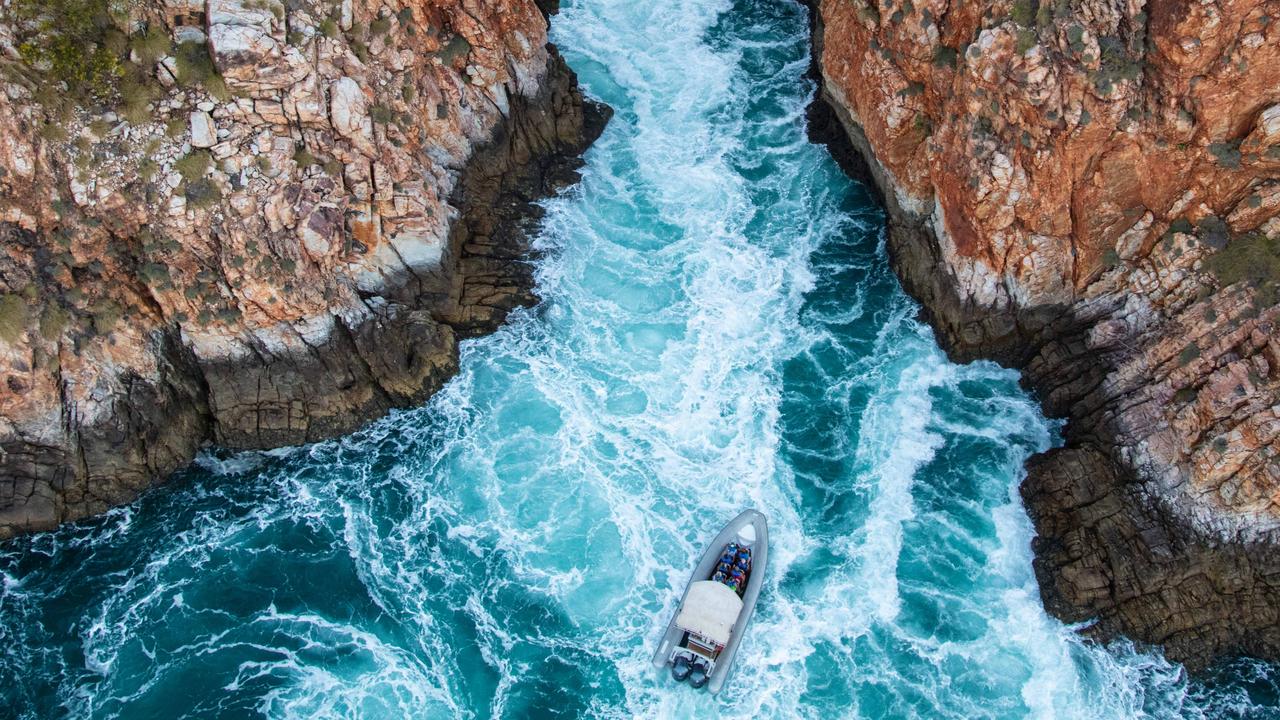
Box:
0;0;1275;717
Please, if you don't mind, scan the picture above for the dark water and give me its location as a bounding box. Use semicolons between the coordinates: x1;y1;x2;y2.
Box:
2;0;1277;717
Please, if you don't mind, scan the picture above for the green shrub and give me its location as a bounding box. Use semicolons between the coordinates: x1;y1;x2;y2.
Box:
1197;215;1230;250
932;45;958;67
119;76;159;123
371;16;392;35
370;104;395;123
1178;343;1201;365
1208;141;1242;169
184;178;222;208
174;41;230;99
1206;232;1280;304
130;25;171;65
138;262;169;284
437;35;471;65
90;299;123;335
1066;24;1085;52
175;150;212;182
39;304;69;339
319;18;338;38
11;0;133;103
1010;0;1034;26
1015;28;1037;53
0;294;28;342
40;123;69;143
294;148;316;167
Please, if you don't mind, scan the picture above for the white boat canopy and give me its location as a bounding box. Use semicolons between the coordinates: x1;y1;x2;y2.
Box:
675;581;743;646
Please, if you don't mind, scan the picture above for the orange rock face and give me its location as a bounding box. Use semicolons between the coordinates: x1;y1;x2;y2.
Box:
810;0;1280;666
0;0;603;537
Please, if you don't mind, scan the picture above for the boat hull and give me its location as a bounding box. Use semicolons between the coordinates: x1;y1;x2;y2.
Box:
652;509;768;695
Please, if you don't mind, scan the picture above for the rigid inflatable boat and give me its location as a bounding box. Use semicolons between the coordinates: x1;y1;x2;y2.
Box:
652;509;768;694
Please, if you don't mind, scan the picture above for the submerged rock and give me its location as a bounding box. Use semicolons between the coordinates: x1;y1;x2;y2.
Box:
805;0;1280;668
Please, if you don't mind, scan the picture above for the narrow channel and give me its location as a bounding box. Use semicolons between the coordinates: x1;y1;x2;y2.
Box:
0;0;1266;716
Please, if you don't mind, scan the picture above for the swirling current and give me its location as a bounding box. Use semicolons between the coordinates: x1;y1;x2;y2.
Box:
3;1;1279;717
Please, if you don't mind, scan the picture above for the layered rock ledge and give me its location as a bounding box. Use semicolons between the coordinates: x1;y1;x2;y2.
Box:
0;0;607;538
805;0;1280;668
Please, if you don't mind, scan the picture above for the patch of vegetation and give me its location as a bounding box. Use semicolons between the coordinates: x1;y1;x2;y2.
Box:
437;34;471;65
89;299;123;336
370;104;396;124
1178;343;1201;366
370;16;392;35
174;41;230;100
11;0;130;103
1196;214;1230;250
932;45;958;68
1010;0;1035;26
175;150;212;183
1206;232;1280;307
1066;23;1086;53
294;148;316;168
39;303;69;340
40;123;70;143
0;294;29;342
1015;28;1037;54
319;18;339;38
1208;141;1243;169
138;262;170;285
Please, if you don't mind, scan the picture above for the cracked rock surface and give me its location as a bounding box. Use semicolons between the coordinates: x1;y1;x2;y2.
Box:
0;0;607;538
806;0;1280;668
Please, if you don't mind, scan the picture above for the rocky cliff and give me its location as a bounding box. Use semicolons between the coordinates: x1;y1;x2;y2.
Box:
0;0;605;538
807;0;1280;667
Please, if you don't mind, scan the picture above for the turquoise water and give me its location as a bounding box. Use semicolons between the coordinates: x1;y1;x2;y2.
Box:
1;1;1277;717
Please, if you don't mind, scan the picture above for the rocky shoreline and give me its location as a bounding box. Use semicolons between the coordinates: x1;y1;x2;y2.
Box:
803;0;1280;669
0;0;607;538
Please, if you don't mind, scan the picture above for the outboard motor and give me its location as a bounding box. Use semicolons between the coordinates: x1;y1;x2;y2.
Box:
671;654;693;682
687;660;710;689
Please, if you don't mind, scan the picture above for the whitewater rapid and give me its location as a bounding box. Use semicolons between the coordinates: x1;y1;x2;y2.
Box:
1;0;1275;717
